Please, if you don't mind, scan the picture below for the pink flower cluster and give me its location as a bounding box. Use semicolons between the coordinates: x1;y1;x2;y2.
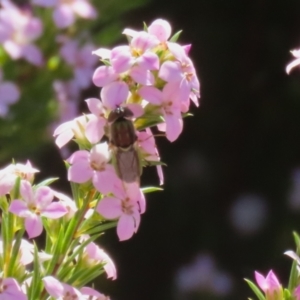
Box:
32;0;97;28
254;270;283;300
92;18;200;142
53;19;200;241
0;160;116;299
0;68;20;117
0;0;43;66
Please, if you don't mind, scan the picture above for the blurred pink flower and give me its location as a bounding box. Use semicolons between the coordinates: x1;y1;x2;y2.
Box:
83;241;117;280
67;143;120;194
0;69;20;117
32;0;97;28
255;270;282;300
60;40;97;89
286;49;300;74
0;277;27;300
97;182;146;241
139;83;183;142
0;0;43;65
43;276;82;299
53;80;80;122
0;160;38;196
81;287;110;300
53;114;90;148
295;285;300;300
148;18;172;42
9;180;68;238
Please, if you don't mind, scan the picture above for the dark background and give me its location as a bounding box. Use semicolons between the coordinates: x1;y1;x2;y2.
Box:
102;0;300;299
10;0;300;299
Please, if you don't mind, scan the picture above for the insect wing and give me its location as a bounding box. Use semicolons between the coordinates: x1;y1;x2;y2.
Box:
115;147;140;183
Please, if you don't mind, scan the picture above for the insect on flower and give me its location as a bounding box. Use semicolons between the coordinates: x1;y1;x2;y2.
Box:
108;106;142;184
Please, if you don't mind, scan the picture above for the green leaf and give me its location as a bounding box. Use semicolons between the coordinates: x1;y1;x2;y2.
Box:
11;177;21;200
79;220;118;235
7;228;25;278
288;259;298;291
29;243;43;300
169;30;183;42
141;186;163;193
143;160;167;167
82;221;117;236
57;234;102;280
283;288;291;299
101;59;111;66
35;177;59;188
69;264;105;287
45;223;65;274
293;231;300;253
244;279;265;300
134;113;164;130
143;21;148;32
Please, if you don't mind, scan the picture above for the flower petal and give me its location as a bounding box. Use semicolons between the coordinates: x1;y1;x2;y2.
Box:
97;196;122;219
286;57;300;74
85;116;106;144
138;86;163;105
41;202;68;218
117;213;140;241
0;82;20;104
148;19;172;42
165;114;183;142
53;5;74;28
101;81;129;109
35;186;54;208
25;214;43;238
9;200;30;217
92;65;118;87
43;276;64;298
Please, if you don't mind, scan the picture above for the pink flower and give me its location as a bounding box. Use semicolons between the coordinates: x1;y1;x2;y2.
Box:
53;190;77;219
97;182;146;241
255;270;282;300
60;39;97;89
0;161;38;196
100;83;144;117
53;114;90;148
0;277;27;300
43;276;82;299
53;80;80;122
93;32;159;88
83;242;117;280
139;83;183;142
32;0;97;28
0;68;20;117
9;180;68;238
81;287;110;300
148;19;172;43
84;98;107;144
0;0;43;65
286;49;300;74
159;42;200;109
295;285;300;300
100;81;129;109
67;143;120;194
137;129;164;185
